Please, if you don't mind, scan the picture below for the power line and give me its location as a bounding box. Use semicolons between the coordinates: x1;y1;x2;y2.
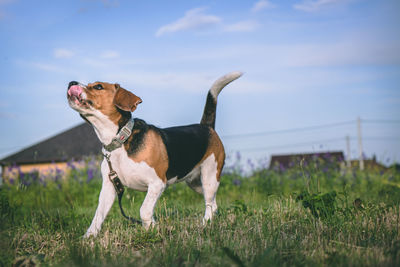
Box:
221;120;355;139
228;137;344;152
361;136;400;141
222;118;400;140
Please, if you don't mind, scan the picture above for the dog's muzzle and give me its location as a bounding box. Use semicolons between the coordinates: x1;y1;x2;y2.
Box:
67;81;87;107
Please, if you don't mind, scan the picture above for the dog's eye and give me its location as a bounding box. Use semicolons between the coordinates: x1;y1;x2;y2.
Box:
93;84;104;90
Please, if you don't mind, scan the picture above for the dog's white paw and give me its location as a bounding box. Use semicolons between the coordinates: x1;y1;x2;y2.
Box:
83;229;99;238
202;204;218;225
202;217;212;226
142;218;156;230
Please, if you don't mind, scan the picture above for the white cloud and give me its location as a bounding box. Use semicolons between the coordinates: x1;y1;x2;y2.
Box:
155;7;221;37
100;50;120;59
16;59;80;76
80;58;108;68
53;48;75;59
252;0;275;12
293;0;343;12
224;20;259;32
30;62;66;73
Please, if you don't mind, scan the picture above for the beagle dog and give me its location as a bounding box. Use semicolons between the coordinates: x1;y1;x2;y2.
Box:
67;72;242;237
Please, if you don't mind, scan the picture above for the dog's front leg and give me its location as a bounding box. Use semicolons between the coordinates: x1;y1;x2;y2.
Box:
84;160;116;238
140;179;166;229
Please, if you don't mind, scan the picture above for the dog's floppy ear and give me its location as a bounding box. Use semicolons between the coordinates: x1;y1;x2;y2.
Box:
113;84;142;112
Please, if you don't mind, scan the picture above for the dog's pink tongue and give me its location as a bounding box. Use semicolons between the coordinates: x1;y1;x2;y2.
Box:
68;85;83;97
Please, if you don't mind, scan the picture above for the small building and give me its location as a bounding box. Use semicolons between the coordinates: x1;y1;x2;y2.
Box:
349;155;387;172
269;151;345;171
0;123;101;179
269;151;387;172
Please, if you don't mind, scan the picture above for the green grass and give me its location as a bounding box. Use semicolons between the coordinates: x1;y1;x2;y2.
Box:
1;160;400;266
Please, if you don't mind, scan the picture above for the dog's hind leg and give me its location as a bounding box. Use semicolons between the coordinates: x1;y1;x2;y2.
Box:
200;154;220;223
185;167;203;194
84;160;116;238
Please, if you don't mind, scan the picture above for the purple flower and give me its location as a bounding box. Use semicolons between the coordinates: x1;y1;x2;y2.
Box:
18;169;24;179
88;156;98;167
279;163;286;172
235;151;241;162
87;168;94;182
67;160;76;170
54;168;64;182
247;159;255;172
40;179;47;187
233;179;241;186
30;171;39;183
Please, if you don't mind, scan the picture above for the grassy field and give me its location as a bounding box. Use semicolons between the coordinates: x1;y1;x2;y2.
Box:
1;156;400;266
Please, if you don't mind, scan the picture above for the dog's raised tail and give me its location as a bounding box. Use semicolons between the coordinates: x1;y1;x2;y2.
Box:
200;71;243;129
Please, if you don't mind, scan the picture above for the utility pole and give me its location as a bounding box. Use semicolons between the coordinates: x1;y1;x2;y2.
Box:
357;117;364;171
346;135;351;170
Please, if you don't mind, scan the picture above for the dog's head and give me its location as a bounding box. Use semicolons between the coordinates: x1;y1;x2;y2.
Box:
67;81;142;119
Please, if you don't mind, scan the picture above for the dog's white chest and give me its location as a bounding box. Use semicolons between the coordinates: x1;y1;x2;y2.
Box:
104;148;160;192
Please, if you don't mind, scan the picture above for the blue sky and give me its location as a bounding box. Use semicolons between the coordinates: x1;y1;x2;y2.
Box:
0;0;399;166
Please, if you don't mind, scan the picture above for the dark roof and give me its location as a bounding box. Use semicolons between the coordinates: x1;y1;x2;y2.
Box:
269;151;344;170
350;159;387;170
1;123;102;165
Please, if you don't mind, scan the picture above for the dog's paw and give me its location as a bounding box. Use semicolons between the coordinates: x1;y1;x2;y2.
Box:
202;217;211;226
142;218;157;230
83;229;98;238
202;213;217;225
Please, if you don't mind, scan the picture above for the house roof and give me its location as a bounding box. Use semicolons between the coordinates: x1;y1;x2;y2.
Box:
0;123;102;165
269;151;345;169
349;159;387;170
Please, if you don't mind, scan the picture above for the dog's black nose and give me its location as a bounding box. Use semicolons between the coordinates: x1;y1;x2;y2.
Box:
68;81;78;89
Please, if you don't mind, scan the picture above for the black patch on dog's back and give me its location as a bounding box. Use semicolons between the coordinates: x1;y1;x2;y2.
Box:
125;119;210;179
126;118;150;155
159;124;210;179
